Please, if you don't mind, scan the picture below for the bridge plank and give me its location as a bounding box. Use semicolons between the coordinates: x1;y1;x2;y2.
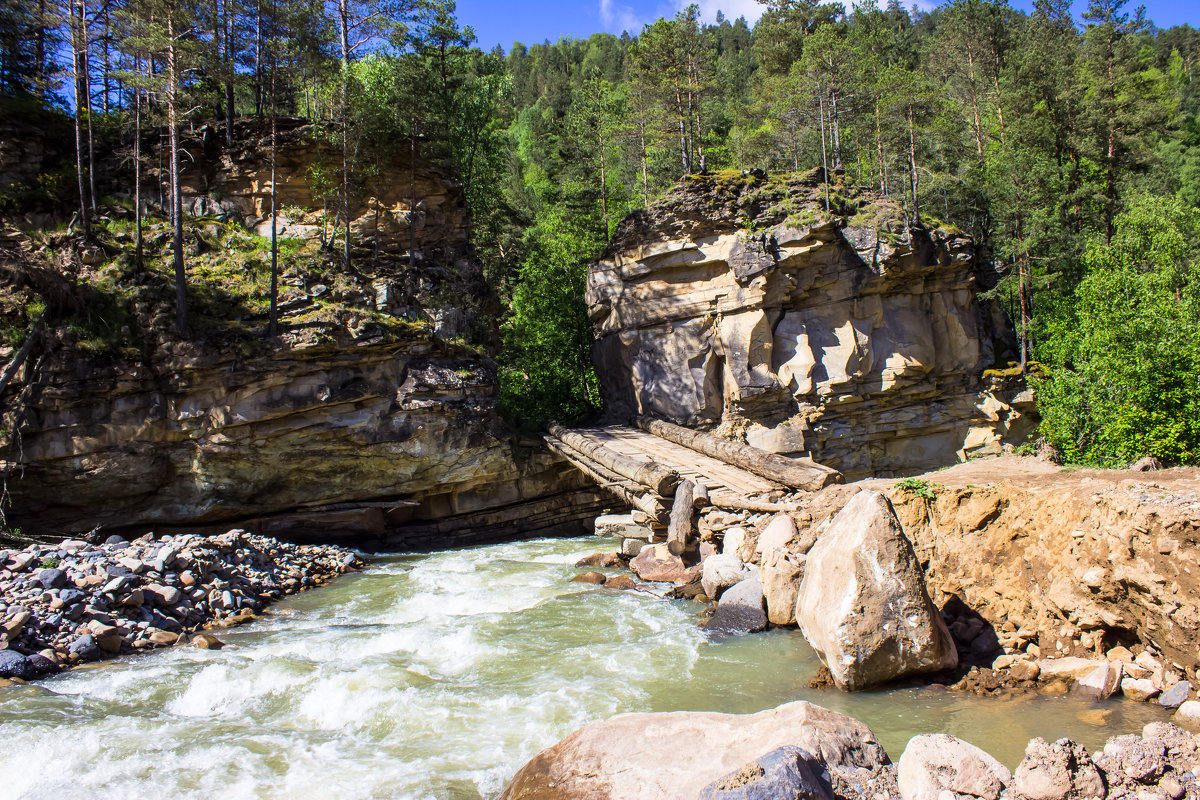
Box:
567;425;780;498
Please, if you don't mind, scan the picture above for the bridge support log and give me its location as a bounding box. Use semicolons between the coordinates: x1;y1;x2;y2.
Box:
635;417;842;492
543;437;670;520
667;480;697;557
546;423;680;496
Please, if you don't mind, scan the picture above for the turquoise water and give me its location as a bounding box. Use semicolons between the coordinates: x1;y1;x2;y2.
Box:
0;536;1167;799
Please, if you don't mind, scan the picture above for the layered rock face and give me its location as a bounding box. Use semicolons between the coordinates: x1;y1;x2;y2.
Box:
589;171;1030;479
1;119;599;543
2;334;595;541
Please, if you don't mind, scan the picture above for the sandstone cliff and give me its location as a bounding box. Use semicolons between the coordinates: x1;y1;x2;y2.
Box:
1;119;600;543
589;170;1030;479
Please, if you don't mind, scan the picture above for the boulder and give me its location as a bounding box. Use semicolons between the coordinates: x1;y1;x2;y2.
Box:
762;549;804;626
621;538;648;557
1161;681;1191;709
723;527;748;557
36;568;67;590
594;513;650;540
497;700;890;800
630;544;696;584
898;734;1011;800
702;554;752;599
704;575;768;635
570;571;607;585
1072;661;1122;701
0;650;31;680
1039;658;1106;683
794;490;957;690
1173;701;1200;730
756;514;798;555
1121;678;1159;702
575;552;624;569
698;745;832;800
1010;738;1104;800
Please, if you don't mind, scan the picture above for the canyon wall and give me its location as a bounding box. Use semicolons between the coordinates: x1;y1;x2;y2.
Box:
1;118;600;543
589;170;1031;479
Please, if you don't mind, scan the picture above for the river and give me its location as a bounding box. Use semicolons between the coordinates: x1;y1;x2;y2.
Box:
0;536;1166;799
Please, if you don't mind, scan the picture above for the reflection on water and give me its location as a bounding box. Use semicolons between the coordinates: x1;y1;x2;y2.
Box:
0;536;1166;799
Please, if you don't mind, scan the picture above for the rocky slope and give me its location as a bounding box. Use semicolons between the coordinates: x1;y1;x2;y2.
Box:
589;170;1030;479
0;117;600;544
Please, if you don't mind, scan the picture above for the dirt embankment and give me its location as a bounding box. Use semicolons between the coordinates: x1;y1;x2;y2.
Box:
800;457;1200;675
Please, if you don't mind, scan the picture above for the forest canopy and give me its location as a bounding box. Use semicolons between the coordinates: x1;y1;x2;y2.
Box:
1;0;1198;463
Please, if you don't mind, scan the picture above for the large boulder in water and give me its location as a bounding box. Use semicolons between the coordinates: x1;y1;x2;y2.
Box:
497;700;890;800
794;490;957;690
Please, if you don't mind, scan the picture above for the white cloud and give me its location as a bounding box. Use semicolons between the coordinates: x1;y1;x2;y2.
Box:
600;0;646;33
674;0;767;25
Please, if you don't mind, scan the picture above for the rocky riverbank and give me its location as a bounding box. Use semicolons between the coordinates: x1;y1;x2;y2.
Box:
573;456;1200;711
498;699;1200;800
0;529;361;681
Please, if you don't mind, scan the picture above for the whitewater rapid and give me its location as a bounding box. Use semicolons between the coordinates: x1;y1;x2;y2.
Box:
0;537;1164;799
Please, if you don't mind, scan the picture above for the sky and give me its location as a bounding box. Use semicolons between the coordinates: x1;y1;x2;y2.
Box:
455;0;1199;54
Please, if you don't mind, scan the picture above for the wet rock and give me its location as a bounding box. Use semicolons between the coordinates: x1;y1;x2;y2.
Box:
497;700;889;800
702;554;751;599
191;633;224;650
1122;677;1159;702
630;544;696;584
68;633;102;659
147;629;180;646
704;576;767;635
761;548;804;626
1072;661;1122;701
25;653;58;676
794;490;957;690
575;552;624;569
1010;738;1104;800
604;575;638;591
698;745;832;800
1161;681;1191;709
570;571;607;585
0;650;30;680
897;733;1010;800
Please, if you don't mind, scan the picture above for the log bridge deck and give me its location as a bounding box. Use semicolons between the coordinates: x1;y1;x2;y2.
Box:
544;417;843;547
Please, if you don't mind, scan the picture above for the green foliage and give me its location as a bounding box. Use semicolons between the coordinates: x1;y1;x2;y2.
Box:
499;207;602;429
1036;194;1200;466
895;477;938;500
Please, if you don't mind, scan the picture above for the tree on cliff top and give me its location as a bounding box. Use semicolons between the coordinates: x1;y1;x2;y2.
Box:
1037;193;1200;466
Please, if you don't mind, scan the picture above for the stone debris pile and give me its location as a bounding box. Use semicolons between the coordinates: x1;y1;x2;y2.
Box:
0;529;360;681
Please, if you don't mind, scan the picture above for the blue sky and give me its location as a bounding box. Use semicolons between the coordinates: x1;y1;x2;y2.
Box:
456;0;1198;53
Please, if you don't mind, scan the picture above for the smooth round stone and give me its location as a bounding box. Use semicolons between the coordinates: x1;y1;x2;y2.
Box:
0;650;31;680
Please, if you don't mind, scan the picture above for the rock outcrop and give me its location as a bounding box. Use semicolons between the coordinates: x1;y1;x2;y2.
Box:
0;118;601;544
497;700;889;800
794;490;958;690
588;171;1031;479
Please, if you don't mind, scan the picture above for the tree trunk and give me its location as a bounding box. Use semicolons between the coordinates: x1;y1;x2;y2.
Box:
71;0;88;237
545;423;680;496
134;64;142;270
638;119;649;208
635;416;842;492
167;11;188;335
818;89;830;212
82;0;95;212
269;67;279;338
223;0;235;148
908;105;920;224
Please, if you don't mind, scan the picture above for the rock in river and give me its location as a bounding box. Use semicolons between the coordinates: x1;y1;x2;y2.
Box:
794;490;957;691
699;745;833;800
497;700;889;800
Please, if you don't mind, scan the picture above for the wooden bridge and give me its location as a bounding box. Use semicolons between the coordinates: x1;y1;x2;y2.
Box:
545;417;842;547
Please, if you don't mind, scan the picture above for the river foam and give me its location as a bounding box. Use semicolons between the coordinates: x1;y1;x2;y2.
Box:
0;536;1168;799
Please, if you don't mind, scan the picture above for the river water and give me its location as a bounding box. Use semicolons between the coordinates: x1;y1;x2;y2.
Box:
0;536;1166;799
